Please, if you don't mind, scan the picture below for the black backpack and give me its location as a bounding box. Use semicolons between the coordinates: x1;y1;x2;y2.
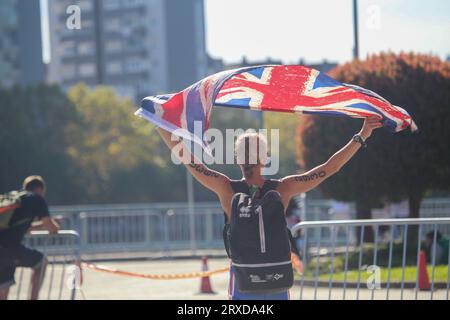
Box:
0;190;27;230
223;179;294;294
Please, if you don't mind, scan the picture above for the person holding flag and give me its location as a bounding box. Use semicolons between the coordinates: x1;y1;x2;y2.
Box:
137;65;413;300
156;116;381;300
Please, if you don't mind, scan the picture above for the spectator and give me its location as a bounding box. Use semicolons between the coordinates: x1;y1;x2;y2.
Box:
425;231;450;265
0;176;60;300
285;199;303;255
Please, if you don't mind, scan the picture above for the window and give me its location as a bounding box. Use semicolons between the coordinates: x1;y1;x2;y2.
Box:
78;42;95;55
61;64;76;80
82;19;94;30
104;0;120;10
79;0;94;11
105;40;122;53
123;0;147;9
125;59;146;73
60;41;76;56
104;19;121;32
106;61;122;75
79;63;96;77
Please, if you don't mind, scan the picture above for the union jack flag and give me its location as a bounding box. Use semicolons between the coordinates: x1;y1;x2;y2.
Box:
135;65;416;150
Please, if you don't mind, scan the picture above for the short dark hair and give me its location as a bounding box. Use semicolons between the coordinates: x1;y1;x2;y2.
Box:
23;175;46;192
426;230;442;242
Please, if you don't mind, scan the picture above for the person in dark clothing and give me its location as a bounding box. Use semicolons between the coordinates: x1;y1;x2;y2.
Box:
425;230;450;264
0;176;60;300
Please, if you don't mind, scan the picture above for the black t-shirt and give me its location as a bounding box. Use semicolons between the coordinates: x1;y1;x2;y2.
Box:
0;193;50;246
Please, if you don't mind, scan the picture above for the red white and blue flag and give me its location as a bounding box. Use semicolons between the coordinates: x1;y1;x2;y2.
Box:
135;65;416;150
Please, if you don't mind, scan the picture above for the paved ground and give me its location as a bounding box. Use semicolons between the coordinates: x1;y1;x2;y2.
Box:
9;258;449;300
80;258;231;300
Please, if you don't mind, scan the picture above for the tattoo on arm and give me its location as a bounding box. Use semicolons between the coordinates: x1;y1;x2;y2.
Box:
294;170;326;182
188;163;219;178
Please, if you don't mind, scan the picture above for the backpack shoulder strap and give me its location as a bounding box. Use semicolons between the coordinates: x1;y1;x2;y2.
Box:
224;180;246;224
230;179;250;194
260;179;280;195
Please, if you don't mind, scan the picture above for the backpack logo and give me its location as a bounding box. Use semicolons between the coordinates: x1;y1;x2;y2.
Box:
272;273;284;281
249;274;267;283
239;206;251;218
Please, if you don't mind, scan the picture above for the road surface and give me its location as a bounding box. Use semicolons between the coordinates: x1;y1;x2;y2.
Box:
9;258;448;300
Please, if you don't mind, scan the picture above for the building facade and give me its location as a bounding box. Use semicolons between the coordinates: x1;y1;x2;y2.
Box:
47;0;207;101
0;0;44;87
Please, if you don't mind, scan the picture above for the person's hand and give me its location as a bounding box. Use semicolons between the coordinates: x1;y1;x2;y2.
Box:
41;217;60;234
359;117;383;140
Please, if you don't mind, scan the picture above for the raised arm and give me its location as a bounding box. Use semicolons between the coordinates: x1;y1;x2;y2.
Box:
157;128;232;197
29;217;60;234
278;117;382;201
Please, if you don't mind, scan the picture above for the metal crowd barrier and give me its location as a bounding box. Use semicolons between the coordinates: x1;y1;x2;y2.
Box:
291;218;450;300
10;230;81;300
48;198;450;257
51;202;225;255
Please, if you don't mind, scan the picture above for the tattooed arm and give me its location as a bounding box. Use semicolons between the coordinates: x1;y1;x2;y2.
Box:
277;118;382;203
157;128;233;198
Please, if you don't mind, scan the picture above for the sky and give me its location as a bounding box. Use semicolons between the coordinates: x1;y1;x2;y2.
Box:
204;0;450;64
40;0;450;65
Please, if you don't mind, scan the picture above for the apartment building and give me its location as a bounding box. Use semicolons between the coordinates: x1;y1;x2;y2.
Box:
0;0;44;87
47;0;207;101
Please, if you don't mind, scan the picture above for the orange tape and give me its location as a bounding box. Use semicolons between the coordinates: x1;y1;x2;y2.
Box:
82;255;302;280
81;262;229;280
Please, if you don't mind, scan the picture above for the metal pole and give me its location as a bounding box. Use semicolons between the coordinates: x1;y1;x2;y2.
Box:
186;168;196;254
300;193;307;221
300;228;308;300
259;111;264;129
353;0;359;60
93;0;104;84
400;225;408;300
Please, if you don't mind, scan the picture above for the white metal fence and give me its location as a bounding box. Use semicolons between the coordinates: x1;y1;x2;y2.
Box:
51;202;225;255
9;231;81;300
6;204;450;300
291;218;450;300
49;198;450;257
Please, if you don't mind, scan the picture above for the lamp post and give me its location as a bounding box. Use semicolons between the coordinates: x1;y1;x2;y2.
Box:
353;0;359;60
186;159;196;255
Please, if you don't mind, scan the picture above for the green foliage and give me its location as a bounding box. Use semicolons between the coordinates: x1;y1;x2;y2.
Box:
0;83;189;204
208;107;300;181
263;111;300;178
0;84;79;204
1;82;271;205
66;83;190;203
301;265;449;284
307;240;437;276
297;53;450;217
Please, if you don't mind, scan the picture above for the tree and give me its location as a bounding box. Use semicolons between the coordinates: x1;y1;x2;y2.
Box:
66;83;185;203
263;111;300;179
0;84;80;204
296;53;450;242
